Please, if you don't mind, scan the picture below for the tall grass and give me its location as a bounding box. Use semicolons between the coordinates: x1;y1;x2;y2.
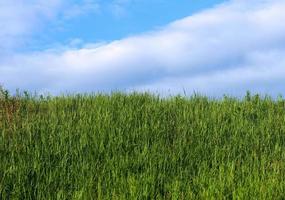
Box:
1;90;285;199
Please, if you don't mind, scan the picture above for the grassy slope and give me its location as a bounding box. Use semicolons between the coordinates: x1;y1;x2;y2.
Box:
1;92;285;199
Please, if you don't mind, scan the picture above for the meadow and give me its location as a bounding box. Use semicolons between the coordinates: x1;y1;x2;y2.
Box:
1;88;285;199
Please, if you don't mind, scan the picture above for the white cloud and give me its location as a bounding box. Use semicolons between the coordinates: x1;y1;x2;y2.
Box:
0;0;63;52
61;1;100;20
1;0;285;96
0;0;99;54
108;0;141;18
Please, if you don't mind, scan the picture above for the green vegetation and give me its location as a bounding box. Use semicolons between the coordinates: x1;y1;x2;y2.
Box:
1;88;285;199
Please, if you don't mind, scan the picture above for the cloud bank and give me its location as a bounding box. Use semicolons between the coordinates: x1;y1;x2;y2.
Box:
1;0;285;96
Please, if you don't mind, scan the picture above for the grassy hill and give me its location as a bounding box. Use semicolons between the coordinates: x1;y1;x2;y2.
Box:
1;90;285;199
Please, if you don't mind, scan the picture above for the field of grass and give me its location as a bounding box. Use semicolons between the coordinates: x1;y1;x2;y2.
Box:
1;89;285;199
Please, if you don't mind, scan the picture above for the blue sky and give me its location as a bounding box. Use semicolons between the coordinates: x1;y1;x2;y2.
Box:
11;0;226;52
1;0;285;97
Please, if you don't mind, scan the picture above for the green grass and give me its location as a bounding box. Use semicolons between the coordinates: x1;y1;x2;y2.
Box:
1;90;285;199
